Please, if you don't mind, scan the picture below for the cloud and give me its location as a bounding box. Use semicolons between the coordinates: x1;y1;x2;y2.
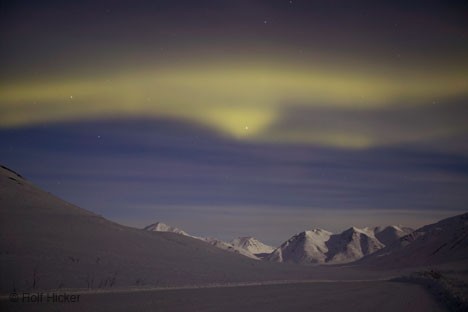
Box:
1;61;467;149
260;98;468;148
2;118;468;208
1;117;467;243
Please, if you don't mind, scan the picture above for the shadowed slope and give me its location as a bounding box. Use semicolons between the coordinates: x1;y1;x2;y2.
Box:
360;213;468;268
374;226;413;247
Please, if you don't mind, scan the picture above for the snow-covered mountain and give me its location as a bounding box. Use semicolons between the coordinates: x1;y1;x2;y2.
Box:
268;229;332;263
230;237;275;257
143;222;189;236
142;220;416;264
142;222;260;259
373;225;413;246
360;212;468;267
203;237;259;260
325;227;384;263
268;225;410;264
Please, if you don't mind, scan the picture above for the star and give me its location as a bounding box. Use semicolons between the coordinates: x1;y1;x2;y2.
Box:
69;95;73;99
263;20;268;24
245;126;249;130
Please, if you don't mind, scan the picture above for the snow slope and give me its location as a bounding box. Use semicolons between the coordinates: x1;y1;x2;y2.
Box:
360;212;468;267
203;237;259;260
142;222;259;259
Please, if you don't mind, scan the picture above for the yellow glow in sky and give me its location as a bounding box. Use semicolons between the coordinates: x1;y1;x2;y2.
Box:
1;61;467;147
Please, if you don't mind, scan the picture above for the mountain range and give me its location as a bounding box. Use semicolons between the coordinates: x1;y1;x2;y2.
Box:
1;164;467;293
142;222;413;264
142;221;273;260
268;225;413;264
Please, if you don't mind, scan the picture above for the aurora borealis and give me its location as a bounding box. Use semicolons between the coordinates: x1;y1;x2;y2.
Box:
1;0;467;243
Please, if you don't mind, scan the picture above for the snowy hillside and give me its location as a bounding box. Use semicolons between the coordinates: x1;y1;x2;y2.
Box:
203;237;259;260
142;222;260;259
360;212;468;267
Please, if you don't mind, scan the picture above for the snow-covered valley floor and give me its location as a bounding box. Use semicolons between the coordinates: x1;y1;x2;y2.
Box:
0;279;445;312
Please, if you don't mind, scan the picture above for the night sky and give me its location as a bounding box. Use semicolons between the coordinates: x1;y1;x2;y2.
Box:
1;0;468;244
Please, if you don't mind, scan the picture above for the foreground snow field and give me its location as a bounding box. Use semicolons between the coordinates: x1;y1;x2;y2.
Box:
0;280;445;312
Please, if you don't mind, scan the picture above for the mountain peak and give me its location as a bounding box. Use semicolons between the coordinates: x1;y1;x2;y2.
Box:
237;236;255;241
269;225;388;265
143;222;189;236
308;228;332;234
343;226;370;235
230;236;275;255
